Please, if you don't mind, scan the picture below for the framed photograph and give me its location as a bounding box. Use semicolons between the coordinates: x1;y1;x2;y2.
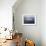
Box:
22;15;36;25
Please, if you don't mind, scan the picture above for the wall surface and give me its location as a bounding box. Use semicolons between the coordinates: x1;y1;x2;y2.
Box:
13;0;41;46
13;0;46;46
41;0;46;46
0;0;16;30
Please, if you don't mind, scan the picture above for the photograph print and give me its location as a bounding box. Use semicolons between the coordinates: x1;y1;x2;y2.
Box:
22;15;36;25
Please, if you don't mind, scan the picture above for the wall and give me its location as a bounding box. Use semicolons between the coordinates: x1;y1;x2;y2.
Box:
41;0;46;46
0;0;16;30
13;0;42;46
